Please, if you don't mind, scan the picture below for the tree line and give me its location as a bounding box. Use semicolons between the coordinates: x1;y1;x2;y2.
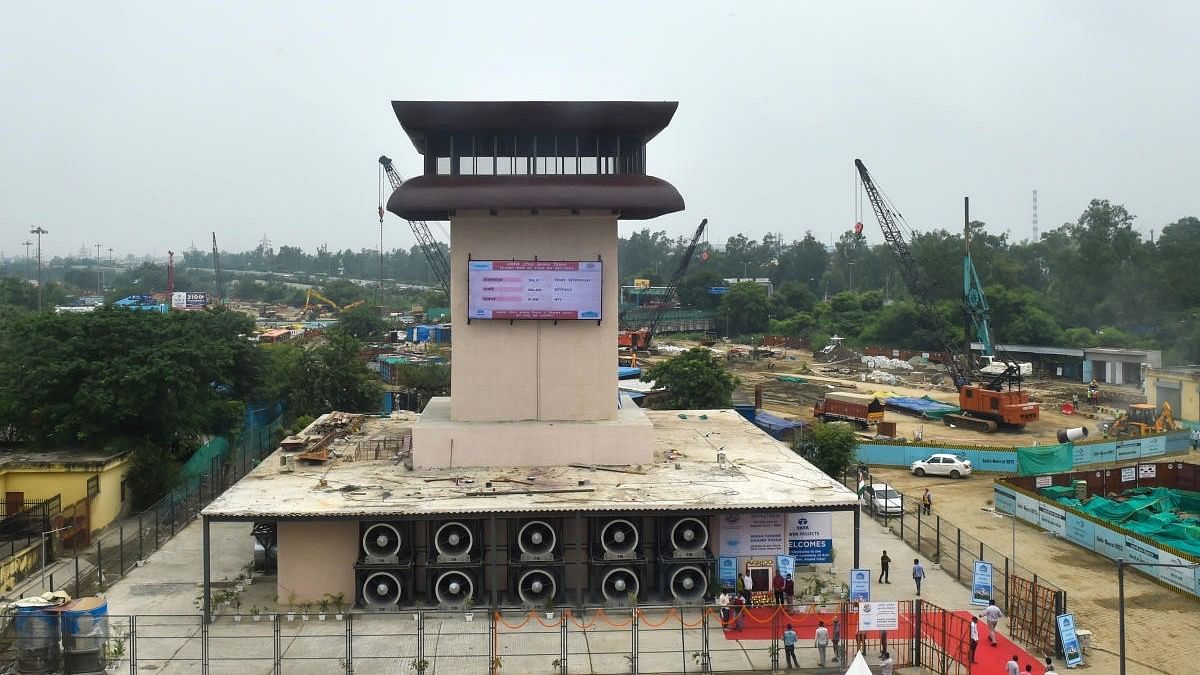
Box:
621;200;1200;364
0;307;382;507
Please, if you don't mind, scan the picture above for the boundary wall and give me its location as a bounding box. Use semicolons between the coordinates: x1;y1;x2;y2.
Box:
993;464;1200;598
856;430;1191;475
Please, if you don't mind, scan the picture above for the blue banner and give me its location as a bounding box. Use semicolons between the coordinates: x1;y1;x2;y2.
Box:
1057;613;1084;667
849;568;871;603
718;556;738;589
971;560;993;606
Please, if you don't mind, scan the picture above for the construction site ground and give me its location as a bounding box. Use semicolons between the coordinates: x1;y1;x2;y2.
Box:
646;340;1149;446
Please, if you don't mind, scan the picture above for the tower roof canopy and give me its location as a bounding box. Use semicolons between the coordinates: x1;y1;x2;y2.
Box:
392;101;678;154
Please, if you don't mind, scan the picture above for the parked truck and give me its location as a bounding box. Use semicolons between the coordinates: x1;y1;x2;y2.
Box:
813;392;885;428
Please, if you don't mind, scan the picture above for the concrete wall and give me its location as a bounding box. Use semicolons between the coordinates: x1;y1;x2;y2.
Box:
277;521;358;605
448;210;618;423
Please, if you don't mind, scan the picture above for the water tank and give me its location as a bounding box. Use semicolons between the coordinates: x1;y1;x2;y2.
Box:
15;604;61;674
62;597;109;675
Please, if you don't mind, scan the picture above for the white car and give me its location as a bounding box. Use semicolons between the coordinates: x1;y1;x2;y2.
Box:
862;483;903;516
911;453;972;479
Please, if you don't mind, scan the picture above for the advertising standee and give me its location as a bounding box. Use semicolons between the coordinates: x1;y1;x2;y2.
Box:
1056;613;1084;667
849;569;871;603
971;560;993;606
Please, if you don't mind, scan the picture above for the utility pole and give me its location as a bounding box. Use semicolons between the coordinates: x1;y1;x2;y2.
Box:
95;242;103;297
30;226;47;311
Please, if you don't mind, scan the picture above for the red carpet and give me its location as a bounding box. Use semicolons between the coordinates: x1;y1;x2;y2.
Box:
720;608;1047;675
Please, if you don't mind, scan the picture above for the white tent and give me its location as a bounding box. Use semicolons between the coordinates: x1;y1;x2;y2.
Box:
843;652;873;675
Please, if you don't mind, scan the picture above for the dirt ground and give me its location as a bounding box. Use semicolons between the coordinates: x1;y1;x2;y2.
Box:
645;339;1148;446
871;462;1200;675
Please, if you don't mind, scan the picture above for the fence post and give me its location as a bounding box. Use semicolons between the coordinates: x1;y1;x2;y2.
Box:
96;540;104;591
345;611;353;675
119;525;124;577
631;608;640;674
935;516;941;563
560;610;568;675
489;611;497;674
200;613;209;675
170;493;176;537
416;610;425;675
700;607;711;673
273;613;282;675
74;555;80;597
129;614;137;675
955;530;961;581
154;507;160;550
913;599;922;668
1054;591;1067;659
916;507;922;557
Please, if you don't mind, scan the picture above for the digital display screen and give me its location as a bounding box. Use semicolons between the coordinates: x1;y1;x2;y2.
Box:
468;260;603;320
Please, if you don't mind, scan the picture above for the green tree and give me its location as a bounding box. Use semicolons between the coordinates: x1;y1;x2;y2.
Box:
805;422;859;478
270;333;382;418
717;282;770;336
336;304;386;341
675;269;724;309
643;348;738;410
392;363;451;410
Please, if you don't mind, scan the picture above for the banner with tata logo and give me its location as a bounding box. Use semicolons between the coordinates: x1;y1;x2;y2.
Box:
787;512;833;564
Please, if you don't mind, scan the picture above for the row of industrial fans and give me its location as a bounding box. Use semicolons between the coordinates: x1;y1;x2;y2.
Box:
356;517;712;610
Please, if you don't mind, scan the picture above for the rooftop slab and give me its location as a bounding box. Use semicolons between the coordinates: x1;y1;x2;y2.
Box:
202;409;857;520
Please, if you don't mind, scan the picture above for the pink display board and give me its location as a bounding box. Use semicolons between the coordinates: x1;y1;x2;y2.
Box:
468;260;603;320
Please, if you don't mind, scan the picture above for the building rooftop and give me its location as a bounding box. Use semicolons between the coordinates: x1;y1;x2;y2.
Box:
0;447;129;470
202;409;857;520
1150;365;1200;378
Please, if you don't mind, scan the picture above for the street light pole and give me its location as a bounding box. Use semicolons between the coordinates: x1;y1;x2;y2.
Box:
30;226;47;311
1116;558;1198;675
94;242;103;297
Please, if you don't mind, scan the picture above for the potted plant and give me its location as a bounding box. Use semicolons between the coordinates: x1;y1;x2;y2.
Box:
286;592;297;622
412;598;423;623
330;593;347;620
250;606;262;622
299;602;312;621
410;657;430;674
544;596;556;620
767;643;780;670
231;591;243;621
104;631;127;673
318;597;330;621
463;596;475;622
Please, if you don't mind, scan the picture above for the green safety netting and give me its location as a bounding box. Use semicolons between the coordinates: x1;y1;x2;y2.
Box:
1017;442;1073;475
1055;487;1200;557
1039;486;1078;500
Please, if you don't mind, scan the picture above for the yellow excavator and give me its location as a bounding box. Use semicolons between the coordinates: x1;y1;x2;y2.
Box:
1106;401;1179;436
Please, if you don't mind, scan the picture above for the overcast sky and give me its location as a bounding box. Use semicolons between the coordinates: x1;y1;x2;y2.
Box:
3;1;1198;260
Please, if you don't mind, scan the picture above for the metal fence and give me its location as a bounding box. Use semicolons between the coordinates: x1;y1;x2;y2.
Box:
36;415;284;601
843;467;1067;656
0;601;974;674
0;498;57;562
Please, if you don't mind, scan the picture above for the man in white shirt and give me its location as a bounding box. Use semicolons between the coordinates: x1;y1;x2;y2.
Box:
968;617;980;663
741;570;754;603
983;599;1003;646
814;620;830;666
717;590;731;628
1005;654;1020;675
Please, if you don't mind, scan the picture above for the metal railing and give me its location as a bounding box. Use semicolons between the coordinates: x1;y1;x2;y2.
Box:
844;467;1066;657
0;600;973;674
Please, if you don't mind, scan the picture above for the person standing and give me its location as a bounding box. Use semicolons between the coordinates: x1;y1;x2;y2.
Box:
983;598;1003;645
1005;654;1020;675
879;550;891;584
968;617;980;663
855;630;867;657
742;568;754;604
1191;426;1200;451
731;593;746;631
922;488;933;515
880;651;894;675
912;558;926;596
782;623;799;669
784;574;795;608
814;620;830;667
772;570;786;605
717;589;731;628
831;616;842;663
